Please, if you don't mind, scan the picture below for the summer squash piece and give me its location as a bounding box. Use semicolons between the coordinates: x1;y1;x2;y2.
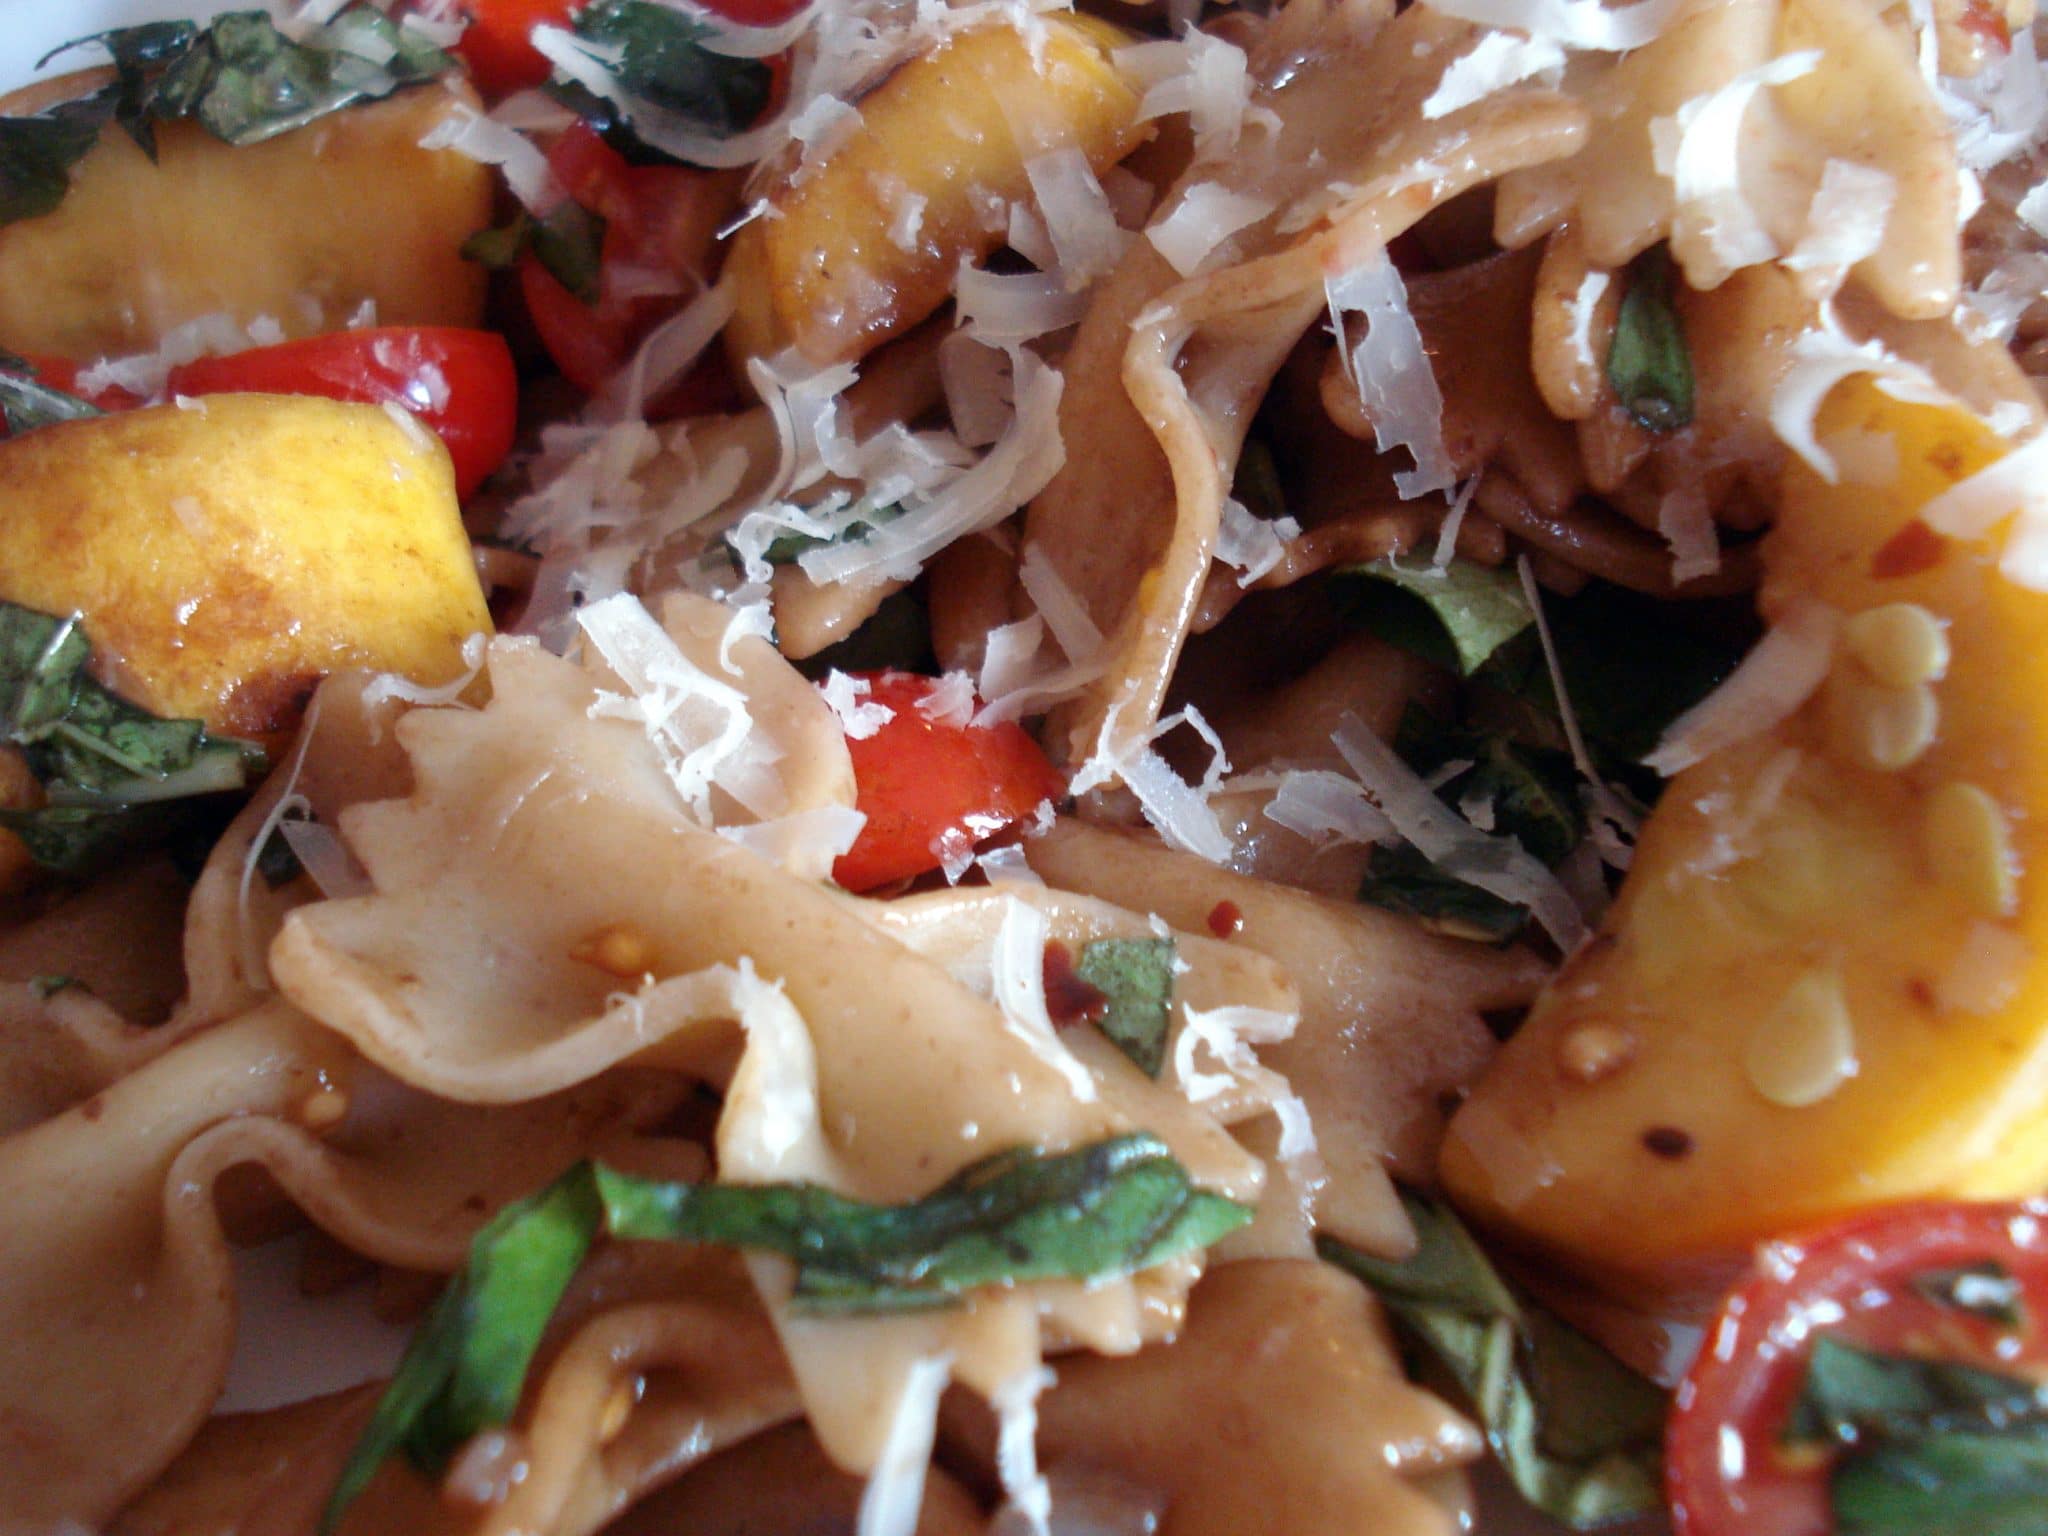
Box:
1441;378;2048;1313
1075;938;1176;1078
1320;1188;1665;1528
327;1139;1249;1523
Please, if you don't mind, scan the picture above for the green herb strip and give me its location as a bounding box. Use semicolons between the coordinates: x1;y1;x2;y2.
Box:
1341;557;1534;678
5;7;451;231
1074;939;1176;1079
461;202;608;304
325;1136;1247;1527
1606;244;1695;432
0;349;102;435
1784;1335;2048;1536
565;0;773;139
320;1167;603;1532
0;601;264;874
1320;1189;1666;1528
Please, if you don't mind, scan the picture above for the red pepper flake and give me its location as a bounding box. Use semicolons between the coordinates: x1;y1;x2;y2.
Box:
1041;940;1108;1027
1871;519;1946;580
1206;899;1244;939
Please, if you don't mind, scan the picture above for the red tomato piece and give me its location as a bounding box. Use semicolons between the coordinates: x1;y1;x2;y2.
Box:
1667;1199;2048;1536
454;0;579;97
3;353;143;415
831;671;1065;893
165;327;519;500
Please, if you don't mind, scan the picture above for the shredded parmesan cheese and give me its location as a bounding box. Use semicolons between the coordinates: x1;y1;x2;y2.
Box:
1642;600;1840;776
1325;251;1458;499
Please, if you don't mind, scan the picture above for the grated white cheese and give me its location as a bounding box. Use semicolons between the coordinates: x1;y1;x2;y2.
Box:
1261;768;1397;846
596;278;737;424
1782;160;1896;294
1145;183;1277;277
953;264;1091;343
417;103;559;211
1215;497;1302;586
1562;271;1610;383
990;899;1101;1102
1649;51;1821;278
1642;599;1839;776
1921;429;2048;590
78;311;287;399
1769;317;1944;482
1118;30;1267;161
361;631;489;712
716;805;867;869
1325;251;1458;499
1433;473;1482;569
1655;485;1722;584
1025;148;1129;287
1071;703;1236;863
855;1353;953;1536
938;332;1016;448
991;1366;1056;1536
1420;0;1682;51
1423;31;1567;119
818;670;896;739
1173;1002;1315;1159
1332;711;1588;951
916;670;980;727
1016;544;1105;664
278;817;372;901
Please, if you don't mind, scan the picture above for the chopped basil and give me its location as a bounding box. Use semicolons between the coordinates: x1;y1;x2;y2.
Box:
731;503;909;570
1606;244;1694;433
599;1133;1249;1311
548;0;774;155
1357;708;1585;943
0;350;102;435
0;601;264;875
6;8;450;230
320;1165;603;1533
461;202;608;304
1913;1263;2028;1331
1320;1190;1666;1528
1075;938;1176;1078
1339;557;1534;677
1783;1335;2048;1536
1232;434;1287;526
327;1137;1246;1525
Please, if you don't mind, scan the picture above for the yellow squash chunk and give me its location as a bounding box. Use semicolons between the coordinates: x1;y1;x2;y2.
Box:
0;79;492;359
722;14;1144;366
1440;377;2048;1313
0;394;490;746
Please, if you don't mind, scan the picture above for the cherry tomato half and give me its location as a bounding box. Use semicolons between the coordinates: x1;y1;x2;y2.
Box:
1668;1198;2048;1536
165;327;519;500
453;0;579;97
831;671;1065;893
2;353;143;415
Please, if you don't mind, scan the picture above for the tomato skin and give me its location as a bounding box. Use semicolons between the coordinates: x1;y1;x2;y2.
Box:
165;328;519;500
3;353;143;414
454;0;580;97
1668;1199;2048;1536
519;124;741;415
832;672;1065;893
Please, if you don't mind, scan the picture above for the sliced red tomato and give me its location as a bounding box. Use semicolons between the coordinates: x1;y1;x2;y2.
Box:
518;123;741;415
3;353;143;414
165;327;518;499
453;0;579;97
831;671;1065;893
1668;1199;2048;1536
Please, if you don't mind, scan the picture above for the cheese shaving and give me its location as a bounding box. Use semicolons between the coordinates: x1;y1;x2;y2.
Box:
1215;498;1302;586
1025;148;1128;287
1325;251;1458;499
817;671;895;738
1332;711;1588;951
916;671;980;727
1261;769;1397;846
1642;599;1840;776
1119;30;1265;160
1649;51;1821;278
990;899;1100;1102
954;265;1091;343
1172;1002;1315;1160
1769;317;1944;482
416;103;559;211
1420;0;1682;52
1017;544;1105;664
1782;160;1896;297
991;1365;1056;1536
77;311;287;398
1423;32;1566;119
1920;430;2048;591
938;332;1016;448
1654;485;1721;584
716;806;867;870
855;1353;953;1536
1145;183;1277;277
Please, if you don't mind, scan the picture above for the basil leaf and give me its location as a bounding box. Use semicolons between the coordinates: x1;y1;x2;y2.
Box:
0;601;264;875
1834;1429;2048;1535
321;1165;603;1534
1340;558;1534;677
1320;1190;1666;1528
1359;842;1529;943
1790;1336;2048;1450
598;1133;1251;1311
569;0;773;138
0;91;115;226
1606;244;1694;433
462;203;609;303
0;350;103;435
1233;435;1287;525
1075;939;1176;1078
1913;1263;2028;1331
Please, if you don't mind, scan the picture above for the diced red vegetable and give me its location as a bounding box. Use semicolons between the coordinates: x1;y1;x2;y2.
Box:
165;327;519;499
453;0;580;97
5;353;143;413
830;671;1065;893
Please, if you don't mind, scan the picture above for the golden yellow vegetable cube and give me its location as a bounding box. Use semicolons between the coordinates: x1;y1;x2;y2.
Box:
1441;378;2048;1313
0;394;490;746
722;14;1145;366
0;78;493;360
